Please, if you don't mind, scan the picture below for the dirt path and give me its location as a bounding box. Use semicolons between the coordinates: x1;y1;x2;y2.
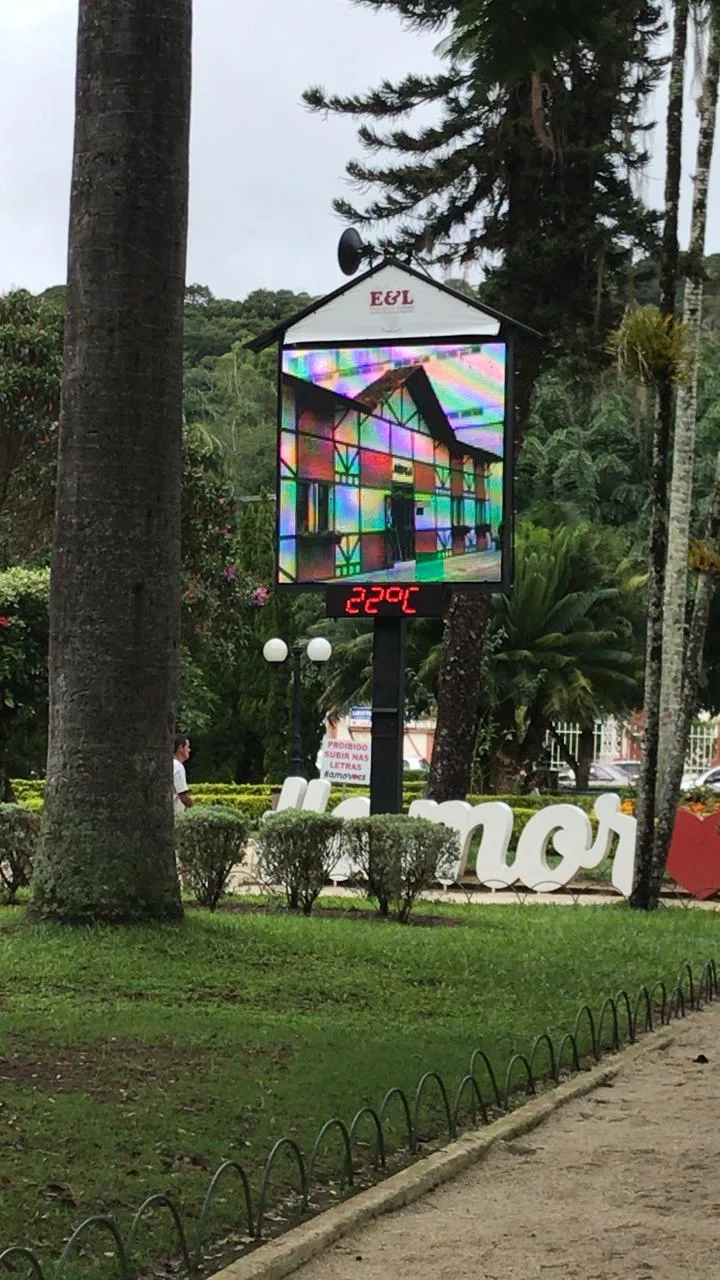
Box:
293;1005;720;1280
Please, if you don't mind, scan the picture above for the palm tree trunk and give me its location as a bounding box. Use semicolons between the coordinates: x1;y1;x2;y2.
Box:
31;0;191;922
655;9;720;869
428;593;491;800
678;451;720;740
630;0;689;910
576;724;595;792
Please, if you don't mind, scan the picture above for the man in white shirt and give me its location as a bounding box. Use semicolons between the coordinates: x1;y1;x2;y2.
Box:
173;734;194;815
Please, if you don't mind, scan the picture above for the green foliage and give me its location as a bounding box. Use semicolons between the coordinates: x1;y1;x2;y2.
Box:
0;290;63;566
256;811;344;914
679;787;720;812
175;805;252;910
0;804;40;904
320;615;442;722
607;305;688;386
186;494;325;785
703;594;720;713
182;285;313;499
19;249;718;786
183;284;313;364
304;0;663;395
0;568;50;711
694;331;720;529
344;815;459;922
444;0;641;81
328;518;645;790
0;568;50;798
517;369;654;532
476;523;642;785
194;792;268;821
8;778;45;802
178;433;277;759
9;778;630;821
181;424;263;657
633;251;720;331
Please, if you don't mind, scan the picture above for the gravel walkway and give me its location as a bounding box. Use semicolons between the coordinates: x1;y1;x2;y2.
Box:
292;1005;720;1280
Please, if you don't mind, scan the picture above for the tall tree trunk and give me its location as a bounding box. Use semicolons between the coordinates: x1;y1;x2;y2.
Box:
428;593;491;800
655;10;720;868
576;724;595;792
630;0;689;910
31;0;191;922
428;80;536;804
678;452;720;743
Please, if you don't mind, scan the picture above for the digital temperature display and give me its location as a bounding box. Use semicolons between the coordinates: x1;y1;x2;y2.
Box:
326;584;446;618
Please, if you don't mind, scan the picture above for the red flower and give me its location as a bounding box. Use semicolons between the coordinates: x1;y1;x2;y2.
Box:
0;617;11;628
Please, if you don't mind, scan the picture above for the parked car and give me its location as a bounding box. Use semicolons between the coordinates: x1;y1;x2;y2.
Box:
404;756;429;773
682;765;720;793
557;762;635;791
612;759;642;784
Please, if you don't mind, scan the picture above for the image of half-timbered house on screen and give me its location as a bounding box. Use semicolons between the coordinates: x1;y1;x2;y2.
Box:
278;342;506;586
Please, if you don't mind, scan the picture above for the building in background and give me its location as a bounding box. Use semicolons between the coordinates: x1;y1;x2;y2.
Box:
279;342;505;586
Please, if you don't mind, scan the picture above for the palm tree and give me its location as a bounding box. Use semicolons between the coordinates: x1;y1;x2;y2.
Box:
656;4;720;847
630;0;690;909
31;0;191;922
319;524;642;795
484;526;641;788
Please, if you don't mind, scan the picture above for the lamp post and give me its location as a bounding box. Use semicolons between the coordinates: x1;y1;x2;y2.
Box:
262;636;332;777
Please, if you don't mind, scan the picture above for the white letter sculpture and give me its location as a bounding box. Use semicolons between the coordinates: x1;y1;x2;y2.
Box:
408;793;636;897
273;777;637;898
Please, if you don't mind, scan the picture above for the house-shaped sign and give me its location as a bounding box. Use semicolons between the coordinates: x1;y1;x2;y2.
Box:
249;258;537;615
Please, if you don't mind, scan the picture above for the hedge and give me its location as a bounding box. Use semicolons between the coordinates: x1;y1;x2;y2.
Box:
193;794;267;821
8;779;632;821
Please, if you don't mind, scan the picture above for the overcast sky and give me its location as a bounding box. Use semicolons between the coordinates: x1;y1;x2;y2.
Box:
1;0;718;303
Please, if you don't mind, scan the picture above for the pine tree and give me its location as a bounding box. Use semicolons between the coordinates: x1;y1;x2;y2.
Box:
305;0;665;801
306;0;663;415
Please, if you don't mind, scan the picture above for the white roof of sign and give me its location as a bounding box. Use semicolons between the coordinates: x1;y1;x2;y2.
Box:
247;257;541;351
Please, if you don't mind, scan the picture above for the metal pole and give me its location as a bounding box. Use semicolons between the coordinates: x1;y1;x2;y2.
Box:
290;647;304;777
370;617;405;813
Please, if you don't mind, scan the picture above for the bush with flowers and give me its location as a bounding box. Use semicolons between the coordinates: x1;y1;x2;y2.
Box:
180;425;271;667
679;787;720;817
620;787;720;819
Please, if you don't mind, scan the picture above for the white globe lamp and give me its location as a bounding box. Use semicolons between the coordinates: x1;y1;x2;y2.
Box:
263;637;288;664
306;637;332;664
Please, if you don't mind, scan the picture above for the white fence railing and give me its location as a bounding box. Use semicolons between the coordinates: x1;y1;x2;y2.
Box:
546;717;719;777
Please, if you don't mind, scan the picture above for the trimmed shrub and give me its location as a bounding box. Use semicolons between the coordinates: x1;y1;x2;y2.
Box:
0;804;41;904
6;779;629;825
193;791;265;807
175;805;251;910
193;793;268;822
256;811;344;915
344;815;459;923
10;778;45;796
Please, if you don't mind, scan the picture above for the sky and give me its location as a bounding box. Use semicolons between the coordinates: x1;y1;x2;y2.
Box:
0;0;718;303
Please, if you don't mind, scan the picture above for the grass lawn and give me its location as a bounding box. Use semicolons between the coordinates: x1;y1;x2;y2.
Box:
0;897;718;1275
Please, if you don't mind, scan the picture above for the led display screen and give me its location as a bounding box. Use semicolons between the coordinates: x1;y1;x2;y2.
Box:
278;341;508;588
325;583;446;617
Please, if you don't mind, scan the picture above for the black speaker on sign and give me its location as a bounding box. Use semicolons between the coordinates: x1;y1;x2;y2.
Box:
337;228;365;277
